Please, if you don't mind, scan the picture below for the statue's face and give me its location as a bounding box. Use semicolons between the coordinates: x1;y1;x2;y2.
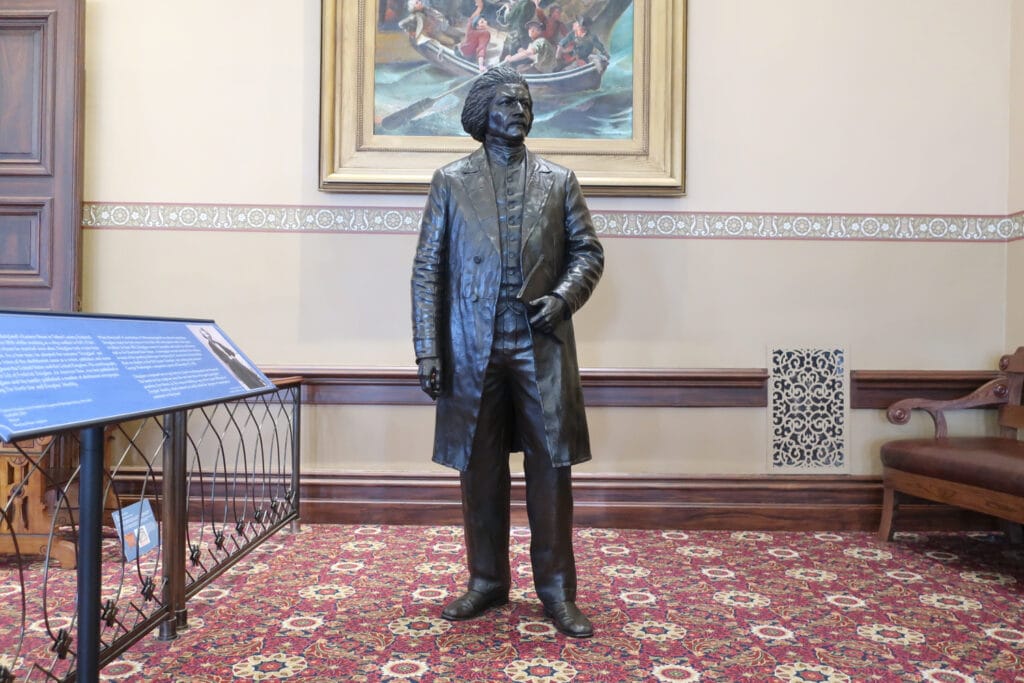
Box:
485;83;533;144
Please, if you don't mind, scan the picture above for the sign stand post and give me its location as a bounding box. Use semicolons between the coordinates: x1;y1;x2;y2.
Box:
77;425;104;683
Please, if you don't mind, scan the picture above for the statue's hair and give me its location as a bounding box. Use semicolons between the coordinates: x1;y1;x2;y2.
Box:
461;66;531;142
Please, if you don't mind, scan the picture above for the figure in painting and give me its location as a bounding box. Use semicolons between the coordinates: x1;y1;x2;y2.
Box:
499;0;544;59
502;21;557;73
399;0;463;47
458;1;492;71
411;66;604;638
556;16;609;69
538;3;569;43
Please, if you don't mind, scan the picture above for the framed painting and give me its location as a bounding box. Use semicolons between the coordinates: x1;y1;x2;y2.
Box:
320;0;685;196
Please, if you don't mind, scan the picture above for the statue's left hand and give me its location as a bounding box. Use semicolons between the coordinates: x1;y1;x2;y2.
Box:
528;295;567;334
417;357;443;400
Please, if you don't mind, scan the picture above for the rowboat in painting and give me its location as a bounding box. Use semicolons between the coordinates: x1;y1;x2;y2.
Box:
389;0;632;94
408;33;607;94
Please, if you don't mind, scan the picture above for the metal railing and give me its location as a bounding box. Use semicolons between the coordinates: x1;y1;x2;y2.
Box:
0;378;301;682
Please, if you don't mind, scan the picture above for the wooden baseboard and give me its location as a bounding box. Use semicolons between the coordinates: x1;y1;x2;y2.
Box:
295;472;994;531
111;469;994;531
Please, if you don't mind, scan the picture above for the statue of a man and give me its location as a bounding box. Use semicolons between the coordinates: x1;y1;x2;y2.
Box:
411;65;604;638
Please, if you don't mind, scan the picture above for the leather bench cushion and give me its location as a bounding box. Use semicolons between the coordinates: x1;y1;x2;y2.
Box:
881;437;1024;497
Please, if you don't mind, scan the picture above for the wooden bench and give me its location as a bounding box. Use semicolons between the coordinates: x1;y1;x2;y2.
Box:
1;436;79;567
878;347;1024;541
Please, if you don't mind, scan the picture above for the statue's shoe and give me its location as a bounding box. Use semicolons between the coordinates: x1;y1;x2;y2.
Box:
441;589;509;621
544;600;594;638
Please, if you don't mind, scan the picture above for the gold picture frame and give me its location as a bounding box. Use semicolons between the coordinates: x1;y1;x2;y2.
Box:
319;0;685;196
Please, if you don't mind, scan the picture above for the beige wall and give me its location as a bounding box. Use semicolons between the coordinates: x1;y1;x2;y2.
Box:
82;0;1020;478
683;0;1010;215
1009;241;1024;348
84;0;1013;213
1012;0;1024;211
1008;0;1024;348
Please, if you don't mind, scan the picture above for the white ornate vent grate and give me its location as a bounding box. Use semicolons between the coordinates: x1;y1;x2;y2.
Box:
769;347;847;471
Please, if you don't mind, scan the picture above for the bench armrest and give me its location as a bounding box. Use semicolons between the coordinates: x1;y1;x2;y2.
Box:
886;377;1009;437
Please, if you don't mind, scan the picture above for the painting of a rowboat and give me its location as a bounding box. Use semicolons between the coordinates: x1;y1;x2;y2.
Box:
319;0;685;195
374;0;634;139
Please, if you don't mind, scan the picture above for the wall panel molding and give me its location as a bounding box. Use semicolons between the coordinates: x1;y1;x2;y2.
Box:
83;202;1024;242
0;198;51;286
0;11;53;174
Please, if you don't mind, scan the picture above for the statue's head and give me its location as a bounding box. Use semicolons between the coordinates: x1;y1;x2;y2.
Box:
461;66;533;143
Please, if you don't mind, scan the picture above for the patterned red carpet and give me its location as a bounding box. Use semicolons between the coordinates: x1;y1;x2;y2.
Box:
40;526;1024;681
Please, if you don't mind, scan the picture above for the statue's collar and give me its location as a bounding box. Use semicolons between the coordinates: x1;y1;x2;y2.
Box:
483;140;526;168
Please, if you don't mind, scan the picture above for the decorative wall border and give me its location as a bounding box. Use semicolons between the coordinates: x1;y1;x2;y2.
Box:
82;202;1024;241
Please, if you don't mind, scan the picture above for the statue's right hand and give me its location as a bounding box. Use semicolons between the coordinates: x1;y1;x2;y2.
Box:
417;357;442;400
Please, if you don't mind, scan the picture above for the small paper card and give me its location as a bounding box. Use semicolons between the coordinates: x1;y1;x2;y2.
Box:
112;499;160;562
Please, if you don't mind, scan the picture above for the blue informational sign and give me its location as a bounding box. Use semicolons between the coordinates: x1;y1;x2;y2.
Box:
112;499;160;562
0;312;274;442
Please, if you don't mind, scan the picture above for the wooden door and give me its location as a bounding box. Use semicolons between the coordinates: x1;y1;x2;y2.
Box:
0;0;84;311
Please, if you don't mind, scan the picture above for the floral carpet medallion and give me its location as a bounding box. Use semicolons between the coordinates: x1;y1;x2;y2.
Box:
5;526;1024;681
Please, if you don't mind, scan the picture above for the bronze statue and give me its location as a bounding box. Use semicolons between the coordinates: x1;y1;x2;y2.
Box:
411;65;604;638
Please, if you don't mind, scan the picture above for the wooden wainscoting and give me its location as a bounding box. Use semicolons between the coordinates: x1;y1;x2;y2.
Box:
253;366;998;531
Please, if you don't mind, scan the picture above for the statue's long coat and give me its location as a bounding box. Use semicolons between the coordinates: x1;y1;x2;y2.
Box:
411;147;604;471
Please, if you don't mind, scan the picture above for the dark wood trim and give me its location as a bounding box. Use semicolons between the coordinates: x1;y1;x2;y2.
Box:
850;371;998;409
262;366;1001;411
261;366;769;408
111;469;993;530
296;472;991;531
579;368;767;407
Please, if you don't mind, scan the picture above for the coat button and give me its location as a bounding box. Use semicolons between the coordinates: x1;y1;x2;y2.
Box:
473;256;482;264
471;294;479;302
